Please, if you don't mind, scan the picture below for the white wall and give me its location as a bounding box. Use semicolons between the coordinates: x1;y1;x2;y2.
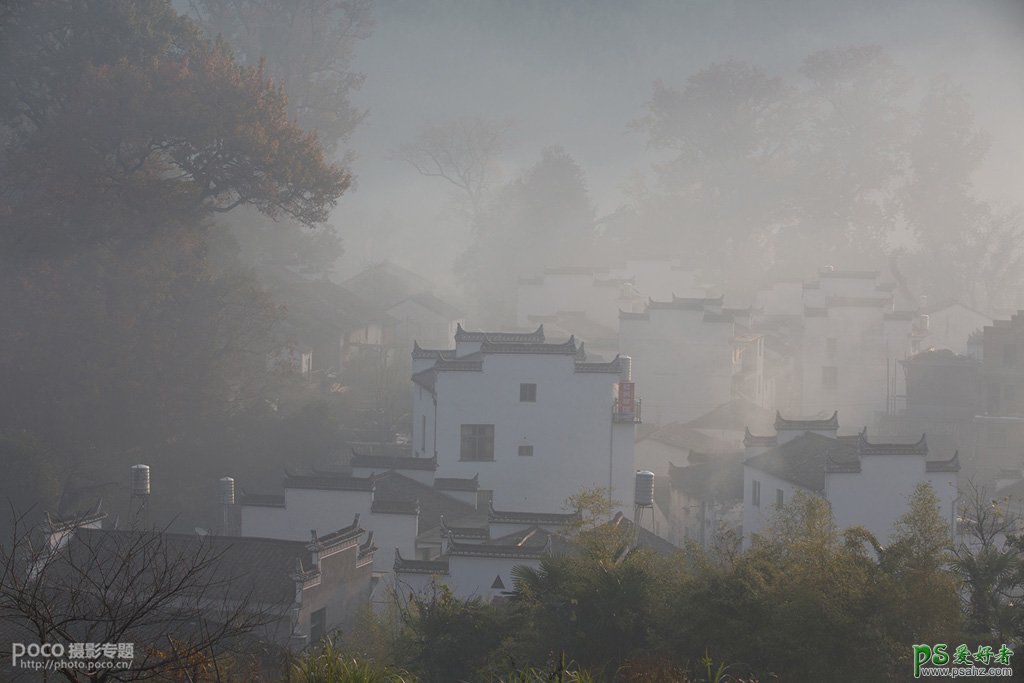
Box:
240;488;419;572
619;308;735;424
741;467;806;544
827;458;957;546
416;352;635;515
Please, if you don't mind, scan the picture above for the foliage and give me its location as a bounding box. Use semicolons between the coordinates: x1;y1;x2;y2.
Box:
951;483;1024;642
291;638;412;683
392;580;521;682
0;0;349;513
635;47;1021;304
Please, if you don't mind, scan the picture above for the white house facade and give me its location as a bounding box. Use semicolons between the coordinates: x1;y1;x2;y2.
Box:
411;325;638;515
742;413;960;546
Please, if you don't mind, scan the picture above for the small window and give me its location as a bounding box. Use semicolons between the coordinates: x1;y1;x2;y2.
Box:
310;607;326;643
518;445;534;457
822;366;838;389
776;488;784;507
520;383;537;402
752;479;761;507
825;338;838;355
421;415;426;452
460;424;495;461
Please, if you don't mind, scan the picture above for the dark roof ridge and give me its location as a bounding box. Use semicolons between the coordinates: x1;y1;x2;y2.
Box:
775;410;839;431
857;432;928;456
744;427;778;447
455;323;545;343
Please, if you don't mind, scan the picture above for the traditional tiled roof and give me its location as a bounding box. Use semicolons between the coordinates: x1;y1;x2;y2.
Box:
687;399;774;433
926;451;960;473
575;355;624;373
373;472;477;533
394;548;449;574
745;432;856;492
487;524;555;548
340;260;434;311
445;535;549;559
313;515;364;550
488;504;580;526
744;427;778;448
392;291;464;320
668;458;744;502
774;411;839;432
411;341;455;360
357;532;377;564
648;297;706;311
857;432;928;456
350;449;437;471
45;500;107;531
607;513;681;556
66;528;331;604
439;516;490;541
455;323;544;343
434;474;480;492
643;422;728;453
479;337;577;355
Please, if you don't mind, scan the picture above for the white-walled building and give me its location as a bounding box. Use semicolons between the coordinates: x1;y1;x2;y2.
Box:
411;325;638;515
238;465;480;572
618;296;764;425
920;301;992;356
755;269;920;430
516;267;644;331
742;413;960;546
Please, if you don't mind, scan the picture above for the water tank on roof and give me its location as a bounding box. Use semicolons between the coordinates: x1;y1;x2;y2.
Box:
634;470;655;508
619;355;632;381
219;477;235;506
130;464;151;497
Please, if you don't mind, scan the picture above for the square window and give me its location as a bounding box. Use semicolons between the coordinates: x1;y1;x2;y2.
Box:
520;383;537;402
460;424;494;461
518;445;533;457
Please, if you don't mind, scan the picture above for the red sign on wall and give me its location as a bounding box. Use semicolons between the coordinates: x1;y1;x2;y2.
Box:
617;382;634;411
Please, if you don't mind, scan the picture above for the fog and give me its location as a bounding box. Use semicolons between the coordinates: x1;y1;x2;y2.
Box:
4;1;1024;677
335;0;1024;285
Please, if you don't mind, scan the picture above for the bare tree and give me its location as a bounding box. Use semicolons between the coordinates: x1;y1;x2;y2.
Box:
951;483;1024;641
0;509;287;682
393;116;511;230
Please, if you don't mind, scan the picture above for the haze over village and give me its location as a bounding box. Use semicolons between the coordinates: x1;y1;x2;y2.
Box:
2;1;1024;681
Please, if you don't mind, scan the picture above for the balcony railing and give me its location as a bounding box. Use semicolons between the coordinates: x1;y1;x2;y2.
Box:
613;398;642;424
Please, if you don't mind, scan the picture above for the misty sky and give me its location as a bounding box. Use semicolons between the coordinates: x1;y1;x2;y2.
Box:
333;0;1024;282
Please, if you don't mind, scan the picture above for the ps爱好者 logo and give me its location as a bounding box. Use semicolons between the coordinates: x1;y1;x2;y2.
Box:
913;643;1014;678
